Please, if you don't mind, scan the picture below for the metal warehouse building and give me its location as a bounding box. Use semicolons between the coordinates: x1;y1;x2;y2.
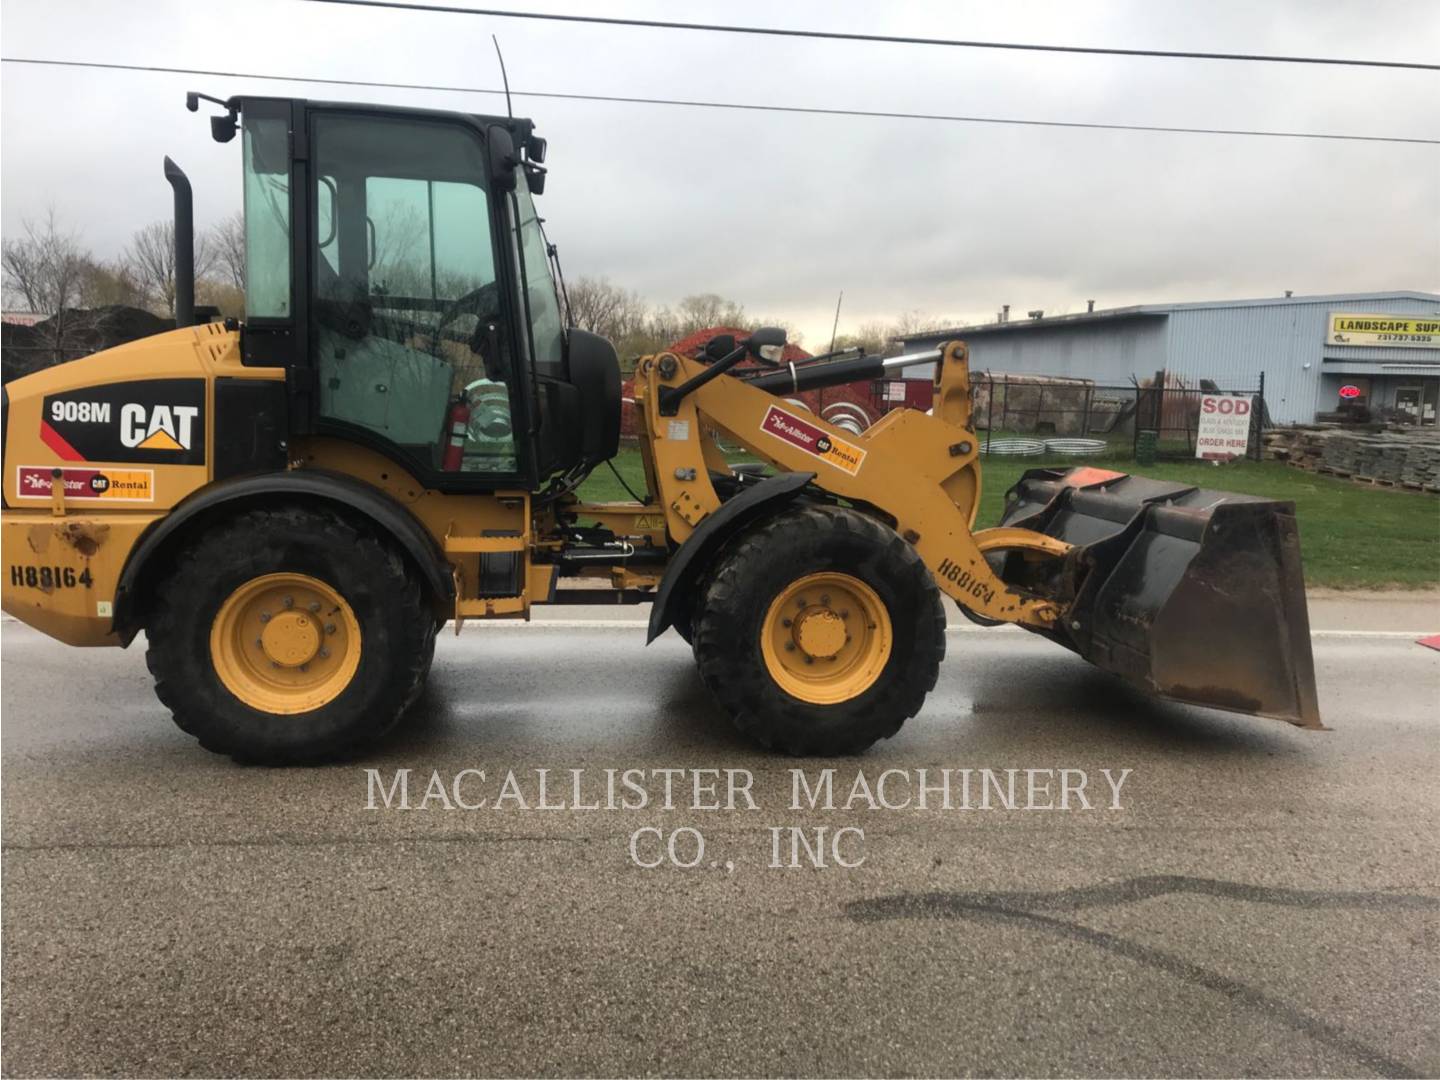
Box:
898;291;1440;426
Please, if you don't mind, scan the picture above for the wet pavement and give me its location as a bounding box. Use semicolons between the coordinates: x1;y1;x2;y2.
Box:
2;615;1438;1076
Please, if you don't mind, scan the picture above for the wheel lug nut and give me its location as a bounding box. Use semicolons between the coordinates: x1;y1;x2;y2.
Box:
282;596;294;609
796;598;807;608
820;593;831;605
319;648;330;659
299;663;309;672
270;661;280;669
324;623;336;634
309;602;321;613
259;612;271;623
803;656;814;665
840;610;850;619
782;618;792;628
255;638;264;648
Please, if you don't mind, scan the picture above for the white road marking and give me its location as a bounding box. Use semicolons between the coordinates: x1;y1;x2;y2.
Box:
0;614;1430;639
468;620;1433;639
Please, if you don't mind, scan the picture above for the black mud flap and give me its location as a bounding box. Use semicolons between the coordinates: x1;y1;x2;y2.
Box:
1000;467;1323;729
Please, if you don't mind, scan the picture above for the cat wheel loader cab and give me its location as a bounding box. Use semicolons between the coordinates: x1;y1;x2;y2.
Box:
227;95;619;490
0;93;1321;765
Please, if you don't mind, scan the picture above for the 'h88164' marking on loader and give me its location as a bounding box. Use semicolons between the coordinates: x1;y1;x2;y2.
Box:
935;557;997;606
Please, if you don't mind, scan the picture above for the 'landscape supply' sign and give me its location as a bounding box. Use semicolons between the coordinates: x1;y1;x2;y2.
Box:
1329;313;1440;349
1195;394;1254;461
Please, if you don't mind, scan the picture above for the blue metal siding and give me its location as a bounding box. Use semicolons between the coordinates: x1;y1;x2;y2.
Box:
966;318;1169;381
899;317;1167;382
1165;297;1440;424
901;294;1440;425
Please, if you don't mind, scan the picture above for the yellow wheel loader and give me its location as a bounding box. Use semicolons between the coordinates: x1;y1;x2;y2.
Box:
0;94;1321;762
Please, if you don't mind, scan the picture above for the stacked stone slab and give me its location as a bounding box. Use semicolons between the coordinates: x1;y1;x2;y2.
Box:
1263;427;1440;492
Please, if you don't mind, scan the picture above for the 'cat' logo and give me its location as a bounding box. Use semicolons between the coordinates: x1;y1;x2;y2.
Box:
41;380;207;466
120;404;201;452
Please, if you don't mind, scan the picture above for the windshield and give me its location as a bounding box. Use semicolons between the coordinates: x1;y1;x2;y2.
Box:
512;172;564;373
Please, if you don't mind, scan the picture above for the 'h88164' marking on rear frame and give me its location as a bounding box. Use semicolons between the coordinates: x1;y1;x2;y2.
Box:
10;565;94;590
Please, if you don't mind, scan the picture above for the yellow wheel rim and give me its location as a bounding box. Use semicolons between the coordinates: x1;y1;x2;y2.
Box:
760;572;893;705
209;572;362;715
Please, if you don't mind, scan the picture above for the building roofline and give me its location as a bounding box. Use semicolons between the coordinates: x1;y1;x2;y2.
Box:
895;290;1440;342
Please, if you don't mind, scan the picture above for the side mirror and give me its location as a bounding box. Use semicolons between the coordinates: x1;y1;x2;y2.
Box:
747;326;787;364
704;334;738;361
526;135;548;163
187;91;238;143
487;125;518;193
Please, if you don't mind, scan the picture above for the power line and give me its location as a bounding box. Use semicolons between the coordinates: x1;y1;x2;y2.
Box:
4;56;1437;146
302;0;1440;72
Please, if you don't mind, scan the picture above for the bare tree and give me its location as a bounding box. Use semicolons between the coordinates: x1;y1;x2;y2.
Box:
125;220;218;316
196;278;245;320
210;210;246;291
77;258;145;309
891;309;951;338
1;208;90;316
1;209;118;371
567;277;648;341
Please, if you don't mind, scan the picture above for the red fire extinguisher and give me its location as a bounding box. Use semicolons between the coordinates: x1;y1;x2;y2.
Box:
441;391;471;471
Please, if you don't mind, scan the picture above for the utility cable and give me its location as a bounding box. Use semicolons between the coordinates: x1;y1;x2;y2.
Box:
302;0;1440;72
3;57;1435;145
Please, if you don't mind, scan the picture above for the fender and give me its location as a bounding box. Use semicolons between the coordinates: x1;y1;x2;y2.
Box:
646;471;815;644
112;469;454;643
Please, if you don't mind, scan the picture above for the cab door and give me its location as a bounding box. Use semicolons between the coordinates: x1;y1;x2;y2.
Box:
306;110;525;484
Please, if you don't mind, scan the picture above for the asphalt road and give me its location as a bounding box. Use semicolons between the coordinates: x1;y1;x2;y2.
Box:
3;613;1438;1077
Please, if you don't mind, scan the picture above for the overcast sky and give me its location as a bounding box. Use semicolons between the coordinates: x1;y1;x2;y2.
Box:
3;0;1438;345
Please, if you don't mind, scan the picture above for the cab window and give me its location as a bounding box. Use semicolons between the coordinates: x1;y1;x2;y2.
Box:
511;171;564;375
242;114;292;319
310;113;517;476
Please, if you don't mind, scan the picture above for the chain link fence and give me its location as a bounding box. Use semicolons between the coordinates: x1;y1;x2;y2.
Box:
972;372;1267;463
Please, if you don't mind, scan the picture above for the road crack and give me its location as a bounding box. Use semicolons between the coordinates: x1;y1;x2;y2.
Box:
846;875;1438;1077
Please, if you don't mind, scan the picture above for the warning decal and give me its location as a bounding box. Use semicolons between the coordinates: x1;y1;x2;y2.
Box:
759;405;866;476
15;465;155;503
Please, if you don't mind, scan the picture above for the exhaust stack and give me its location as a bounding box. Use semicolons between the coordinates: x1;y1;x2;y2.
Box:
163;156;194;329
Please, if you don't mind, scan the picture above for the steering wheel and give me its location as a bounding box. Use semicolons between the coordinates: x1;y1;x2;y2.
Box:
435;281;501;343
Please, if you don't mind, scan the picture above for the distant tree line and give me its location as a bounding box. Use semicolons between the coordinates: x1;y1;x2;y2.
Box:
565;276;953;370
2;211;956;381
1;208;247;379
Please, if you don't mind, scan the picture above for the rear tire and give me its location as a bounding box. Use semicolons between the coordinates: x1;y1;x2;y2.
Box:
145;506;434;764
693;505;945;755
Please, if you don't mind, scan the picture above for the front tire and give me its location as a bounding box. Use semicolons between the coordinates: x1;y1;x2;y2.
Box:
146;506;434;764
692;505;945;755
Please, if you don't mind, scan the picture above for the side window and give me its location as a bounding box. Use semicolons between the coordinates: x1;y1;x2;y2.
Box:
311;114;515;476
511;173;564;374
243;115;292;318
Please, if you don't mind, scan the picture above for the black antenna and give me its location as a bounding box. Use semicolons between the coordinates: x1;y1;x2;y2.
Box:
492;34;513;118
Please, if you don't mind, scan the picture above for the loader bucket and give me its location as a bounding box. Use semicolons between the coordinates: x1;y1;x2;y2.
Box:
999;467;1322;729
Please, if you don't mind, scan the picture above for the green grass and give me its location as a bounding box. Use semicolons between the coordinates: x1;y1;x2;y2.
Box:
581;444;1440;590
